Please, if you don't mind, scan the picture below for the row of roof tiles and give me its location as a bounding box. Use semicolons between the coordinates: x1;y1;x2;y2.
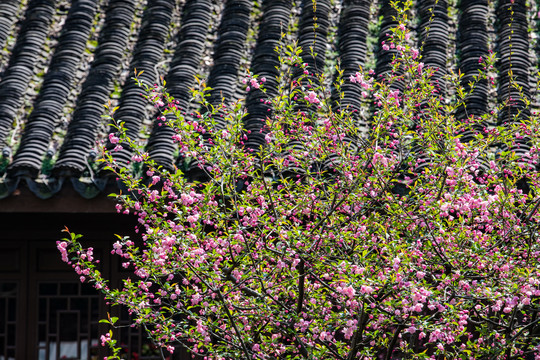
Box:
0;0;537;200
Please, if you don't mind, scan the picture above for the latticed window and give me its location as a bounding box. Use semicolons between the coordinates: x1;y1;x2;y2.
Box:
0;213;185;360
0;283;17;360
37;282;101;360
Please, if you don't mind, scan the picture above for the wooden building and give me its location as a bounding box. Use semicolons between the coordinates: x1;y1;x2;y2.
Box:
0;0;537;358
0;190;187;359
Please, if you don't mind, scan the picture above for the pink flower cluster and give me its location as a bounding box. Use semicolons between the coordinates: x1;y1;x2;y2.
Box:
304;91;320;104
243;75;266;92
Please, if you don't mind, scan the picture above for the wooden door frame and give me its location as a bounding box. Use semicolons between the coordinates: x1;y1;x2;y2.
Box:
27;239;112;360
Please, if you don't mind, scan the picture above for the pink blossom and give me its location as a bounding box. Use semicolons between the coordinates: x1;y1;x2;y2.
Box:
343;326;355;339
339;285;356;298
108;133;119;144
112;241;123;255
304;91;320;104
57;241;69;262
250;78;260;89
360;285;375;294
100;333;111;346
131;154;143;162
393;256;401;271
148;190;159;202
350;72;373;89
406;326;417;334
181;193;194;205
389;89;400;106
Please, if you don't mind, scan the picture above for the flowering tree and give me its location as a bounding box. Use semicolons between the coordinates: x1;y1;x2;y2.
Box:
59;2;540;359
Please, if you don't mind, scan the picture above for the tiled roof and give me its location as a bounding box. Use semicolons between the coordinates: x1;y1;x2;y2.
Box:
0;0;536;200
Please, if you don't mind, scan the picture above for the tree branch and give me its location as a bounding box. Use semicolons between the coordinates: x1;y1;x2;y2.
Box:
385;324;404;360
346;306;367;360
296;259;305;314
